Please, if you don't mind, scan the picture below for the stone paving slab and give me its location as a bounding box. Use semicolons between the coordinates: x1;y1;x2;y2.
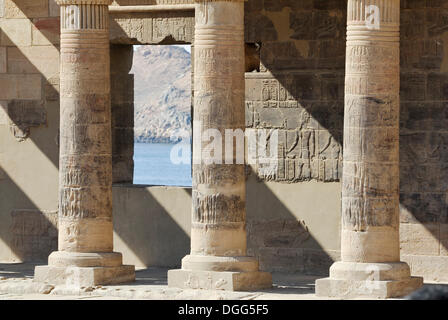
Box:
0;263;446;300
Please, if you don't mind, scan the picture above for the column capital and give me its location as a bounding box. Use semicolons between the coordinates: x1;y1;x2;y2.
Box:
347;0;399;25
56;0;112;5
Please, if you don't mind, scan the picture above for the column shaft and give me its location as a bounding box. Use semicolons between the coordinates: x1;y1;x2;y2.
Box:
342;0;401;263
191;0;247;257
168;0;272;291
315;0;422;298
34;0;135;287
59;4;113;253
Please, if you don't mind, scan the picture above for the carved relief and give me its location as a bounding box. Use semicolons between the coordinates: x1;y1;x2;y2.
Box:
342;0;400;231
193;192;245;224
246;73;343;182
190;1;248;254
7;100;47;141
10;210;58;261
57;1;114;251
110;14;194;44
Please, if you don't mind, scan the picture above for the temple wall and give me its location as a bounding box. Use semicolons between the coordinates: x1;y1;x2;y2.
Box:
0;0;447;281
243;0;345;274
0;0;60;262
399;1;448;282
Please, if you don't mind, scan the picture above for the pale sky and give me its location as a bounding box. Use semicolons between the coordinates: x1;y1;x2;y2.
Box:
177;45;191;53
134;45;191;53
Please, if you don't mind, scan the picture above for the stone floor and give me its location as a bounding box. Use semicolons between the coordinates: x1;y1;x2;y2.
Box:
0;263;445;300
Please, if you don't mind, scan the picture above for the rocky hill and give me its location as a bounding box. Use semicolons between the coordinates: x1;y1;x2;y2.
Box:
131;45;191;143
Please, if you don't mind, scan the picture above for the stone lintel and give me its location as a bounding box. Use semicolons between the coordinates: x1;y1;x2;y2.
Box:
57;0;112;5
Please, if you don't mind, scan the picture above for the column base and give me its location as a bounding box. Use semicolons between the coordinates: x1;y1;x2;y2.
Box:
315;261;423;299
34;251;135;287
168;255;272;291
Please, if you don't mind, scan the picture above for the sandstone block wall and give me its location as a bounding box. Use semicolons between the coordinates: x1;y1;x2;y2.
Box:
399;0;448;281
243;0;345;274
0;0;60;262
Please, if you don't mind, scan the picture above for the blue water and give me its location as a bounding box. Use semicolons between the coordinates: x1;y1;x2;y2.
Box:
133;143;192;187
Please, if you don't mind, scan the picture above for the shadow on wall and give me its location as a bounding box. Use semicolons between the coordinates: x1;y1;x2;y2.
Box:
246;169;341;275
0;6;60;262
112;185;192;268
110;44;135;184
398;3;448;266
0;169;58;262
0;0;340;276
2;0;446;279
107;10;339;275
0;262;37;279
112;0;192;5
243;0;346;274
109;3;194;46
245;0;448;275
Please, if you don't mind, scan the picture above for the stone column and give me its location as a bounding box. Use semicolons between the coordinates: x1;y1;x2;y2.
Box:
316;0;422;298
34;0;135;287
168;0;271;291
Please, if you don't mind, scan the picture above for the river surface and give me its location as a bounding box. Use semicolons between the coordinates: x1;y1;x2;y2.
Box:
133;143;192;187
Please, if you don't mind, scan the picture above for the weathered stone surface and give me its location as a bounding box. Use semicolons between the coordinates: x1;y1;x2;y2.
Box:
32;17;60;45
245;71;343;183
190;0;246;258
45;77;60;102
7;99;47;140
400;40;443;70
0;18;32;46
341;0;401;259
9;210;58;262
34;265;135;286
441;224;448;256
169;0;271;291
110;13;194;45
316;0;422;298
35;0;134;288
0;0;444;286
0;74;41;100
3;0;48;19
0;47;6;73
316;261;423;299
316;275;424;299
49;0;60;17
0;100;8;125
7;46;59;77
400;223;440;256
402;254;448;282
111;45;134;183
168;269;272;292
111;0;194;5
400;193;446;223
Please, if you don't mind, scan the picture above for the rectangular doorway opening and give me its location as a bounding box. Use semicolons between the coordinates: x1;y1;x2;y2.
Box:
131;45;192;187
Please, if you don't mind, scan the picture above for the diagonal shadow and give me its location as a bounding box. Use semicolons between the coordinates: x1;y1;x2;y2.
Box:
0;10;60;262
246;0;448;272
398;3;448;263
106;4;338;277
0;168;57;262
112;185;191;268
2;1;445;283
